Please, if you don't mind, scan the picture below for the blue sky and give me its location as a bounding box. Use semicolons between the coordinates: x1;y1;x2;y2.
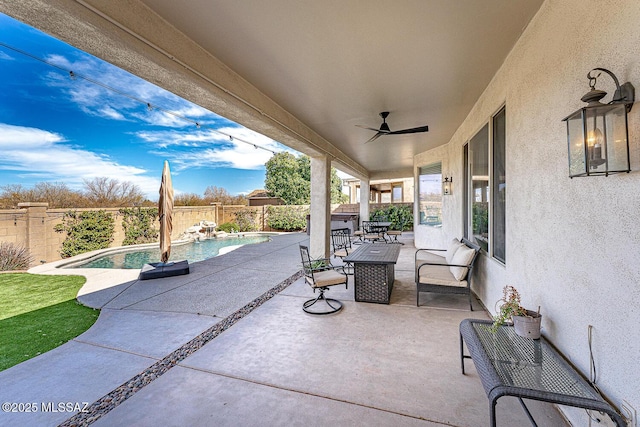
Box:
0;13;298;200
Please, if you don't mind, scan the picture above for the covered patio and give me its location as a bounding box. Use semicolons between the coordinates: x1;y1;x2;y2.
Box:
1;233;566;426
1;1;638;426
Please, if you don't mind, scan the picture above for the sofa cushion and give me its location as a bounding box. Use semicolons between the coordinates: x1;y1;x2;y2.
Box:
416;250;446;264
418;264;468;287
449;245;476;280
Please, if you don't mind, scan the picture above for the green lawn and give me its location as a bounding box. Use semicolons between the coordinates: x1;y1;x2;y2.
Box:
0;273;99;371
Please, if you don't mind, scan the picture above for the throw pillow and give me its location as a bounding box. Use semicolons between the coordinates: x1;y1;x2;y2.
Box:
445;238;463;263
449;245;476;281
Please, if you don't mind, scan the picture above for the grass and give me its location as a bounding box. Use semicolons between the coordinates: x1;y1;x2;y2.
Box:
0;273;99;371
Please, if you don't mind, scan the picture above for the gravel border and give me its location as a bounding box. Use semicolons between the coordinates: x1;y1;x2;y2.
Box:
59;270;303;427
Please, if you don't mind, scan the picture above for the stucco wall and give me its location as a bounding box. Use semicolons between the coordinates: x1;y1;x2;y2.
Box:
414;0;640;423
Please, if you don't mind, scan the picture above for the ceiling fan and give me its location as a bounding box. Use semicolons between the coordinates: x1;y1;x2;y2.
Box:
356;111;429;144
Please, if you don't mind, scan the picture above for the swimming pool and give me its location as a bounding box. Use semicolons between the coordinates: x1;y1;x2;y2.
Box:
66;235;271;269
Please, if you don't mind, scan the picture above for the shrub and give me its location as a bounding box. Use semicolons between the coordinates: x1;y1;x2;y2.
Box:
217;222;239;233
234;209;258;232
119;207;159;245
266;205;308;231
370;205;413;231
0;242;33;271
54;210;115;258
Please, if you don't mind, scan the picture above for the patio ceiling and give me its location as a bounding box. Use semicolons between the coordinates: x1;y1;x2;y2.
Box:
1;0;543;179
135;0;543;179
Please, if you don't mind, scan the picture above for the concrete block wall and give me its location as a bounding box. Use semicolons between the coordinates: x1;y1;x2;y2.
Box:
0;209;27;246
0;204;221;266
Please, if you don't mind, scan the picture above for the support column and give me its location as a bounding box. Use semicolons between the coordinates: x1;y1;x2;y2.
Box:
310;155;331;259
359;179;370;227
17;202;49;266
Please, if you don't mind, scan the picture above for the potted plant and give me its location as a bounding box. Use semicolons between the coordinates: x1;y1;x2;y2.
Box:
490;285;542;339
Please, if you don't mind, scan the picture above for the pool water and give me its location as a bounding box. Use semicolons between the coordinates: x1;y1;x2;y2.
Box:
69;235;270;269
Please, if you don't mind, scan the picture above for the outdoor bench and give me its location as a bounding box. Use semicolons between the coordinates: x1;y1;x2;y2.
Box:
415;237;480;310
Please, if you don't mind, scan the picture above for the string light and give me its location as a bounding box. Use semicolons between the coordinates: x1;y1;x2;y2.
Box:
0;41;278;154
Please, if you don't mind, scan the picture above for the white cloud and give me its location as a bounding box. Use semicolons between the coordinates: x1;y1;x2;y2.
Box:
42;52;222;128
0;50;15;61
0;123;159;195
138;126;291;170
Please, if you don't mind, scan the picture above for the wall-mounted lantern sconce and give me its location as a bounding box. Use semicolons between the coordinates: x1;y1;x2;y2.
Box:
562;68;634;177
443;177;453;195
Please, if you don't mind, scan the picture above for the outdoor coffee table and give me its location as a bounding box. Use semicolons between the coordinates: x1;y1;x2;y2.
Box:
343;243;400;304
459;318;625;426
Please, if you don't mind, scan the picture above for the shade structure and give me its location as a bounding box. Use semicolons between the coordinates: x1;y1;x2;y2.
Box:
159;160;174;263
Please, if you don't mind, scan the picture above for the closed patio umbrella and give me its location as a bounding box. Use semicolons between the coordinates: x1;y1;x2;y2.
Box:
159;160;173;264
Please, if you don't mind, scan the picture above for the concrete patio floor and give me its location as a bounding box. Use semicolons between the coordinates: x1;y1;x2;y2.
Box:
0;232;568;426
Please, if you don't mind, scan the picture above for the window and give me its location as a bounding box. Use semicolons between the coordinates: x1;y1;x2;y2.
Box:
469;125;489;251
492;107;506;263
464;107;507;262
418;162;442;226
392;183;403;202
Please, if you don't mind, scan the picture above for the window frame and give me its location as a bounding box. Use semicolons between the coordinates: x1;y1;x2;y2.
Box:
418;162;443;227
492;106;506;264
463;105;506;264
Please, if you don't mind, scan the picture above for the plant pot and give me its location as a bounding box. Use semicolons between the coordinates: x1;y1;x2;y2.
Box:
512;310;542;339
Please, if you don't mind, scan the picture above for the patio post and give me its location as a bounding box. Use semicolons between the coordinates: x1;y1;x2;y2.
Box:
359;179;370;227
310;155;331;258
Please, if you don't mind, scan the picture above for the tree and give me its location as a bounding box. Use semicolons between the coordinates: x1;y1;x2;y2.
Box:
31;182;85;208
330;167;348;204
83;177;145;207
203;186;247;205
0;184;31;209
264;152;348;205
174;192;205;206
0;182;85;208
265;152;309;205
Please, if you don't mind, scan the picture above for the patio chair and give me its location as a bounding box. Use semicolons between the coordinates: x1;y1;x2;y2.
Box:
385;219;406;244
299;245;348;315
362;221;387;243
352;227;365;244
331;228;354;274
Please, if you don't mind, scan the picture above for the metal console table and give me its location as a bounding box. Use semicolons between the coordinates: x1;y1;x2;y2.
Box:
459;319;624;427
343;243;400;304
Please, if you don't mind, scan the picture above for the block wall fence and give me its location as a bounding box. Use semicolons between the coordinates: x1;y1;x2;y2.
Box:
0;202;412;266
0;203;255;266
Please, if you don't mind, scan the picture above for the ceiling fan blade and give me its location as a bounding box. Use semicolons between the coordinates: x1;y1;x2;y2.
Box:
355;124;384;132
387;125;429;135
364;132;384;144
